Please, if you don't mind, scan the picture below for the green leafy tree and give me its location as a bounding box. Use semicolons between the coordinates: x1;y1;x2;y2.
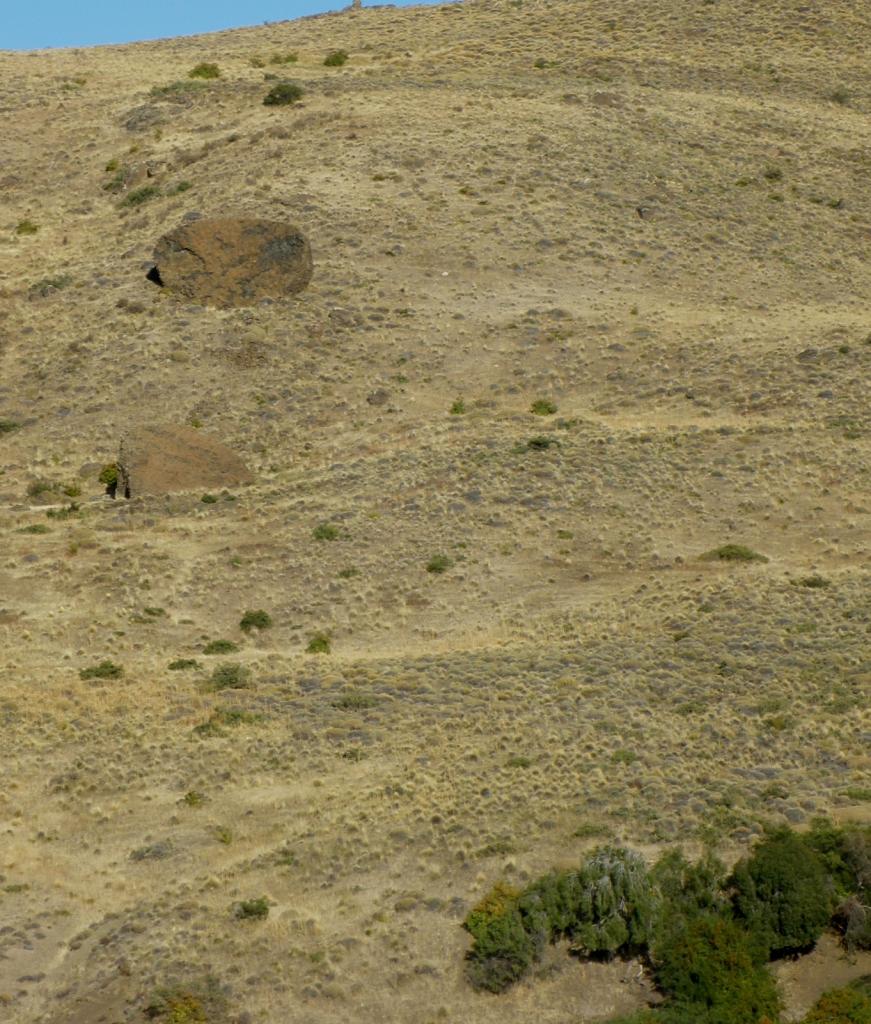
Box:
730;829;832;955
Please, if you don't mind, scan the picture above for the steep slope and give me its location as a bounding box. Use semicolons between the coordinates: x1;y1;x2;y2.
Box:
0;1;869;1021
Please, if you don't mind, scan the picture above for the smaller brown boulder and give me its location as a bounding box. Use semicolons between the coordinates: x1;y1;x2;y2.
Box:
149;217;313;308
118;425;254;498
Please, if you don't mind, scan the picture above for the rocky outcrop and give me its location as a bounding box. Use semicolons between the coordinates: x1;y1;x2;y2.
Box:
118;425;254;497
148;217;313;308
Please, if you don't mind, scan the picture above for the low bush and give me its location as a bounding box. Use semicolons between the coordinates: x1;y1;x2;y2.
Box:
208;663;251;690
189;62;220;79
203;639;239;655
730;828;832;956
324;49;349;66
79;660;123;680
426;554;451;574
234;897;269;920
121;185;160;207
263;82;304;106
307;631;331;654
701;544;768;563
239;609;272;633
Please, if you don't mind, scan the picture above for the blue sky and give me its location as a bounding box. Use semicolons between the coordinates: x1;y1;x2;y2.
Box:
3;0;441;51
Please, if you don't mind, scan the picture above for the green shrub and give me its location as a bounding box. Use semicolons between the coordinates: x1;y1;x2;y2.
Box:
464;883;537;992
426;554;451;574
193;707;260;736
200;493;218;504
239;609;272;634
828;87;851;106
189;62;220;79
730;828;832;955
307;632;331;654
121;185;160;207
332;692;377;710
268;52;298;65
15;220;38;235
527;435;557;450
803;983;871;1024
234;897;269;920
208;663;251;690
701;544;768;563
324;49;349;66
0;419;21;434
449;398;466;415
650;850;727;919
796;574;830;589
263;82;304;106
808;821;871;951
313;522;339;541
570;845;659;955
149;80;208;97
530;399;557;415
168;658;199;671
79;660;123;680
203;640;239;655
98;463;119;487
653;912;781;1021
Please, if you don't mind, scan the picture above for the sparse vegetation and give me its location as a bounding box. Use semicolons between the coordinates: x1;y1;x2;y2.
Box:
426;554;451;574
15;219;38;235
530;399;557;415
313;522;340;541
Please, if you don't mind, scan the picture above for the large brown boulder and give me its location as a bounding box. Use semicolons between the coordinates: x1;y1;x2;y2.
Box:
149;217;313;308
118;425;254;497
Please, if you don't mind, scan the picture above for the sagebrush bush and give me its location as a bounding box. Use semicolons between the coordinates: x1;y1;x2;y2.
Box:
324;49;349;66
730;828;832;955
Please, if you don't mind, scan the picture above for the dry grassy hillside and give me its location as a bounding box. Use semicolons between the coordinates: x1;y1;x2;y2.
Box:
0;0;870;1021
